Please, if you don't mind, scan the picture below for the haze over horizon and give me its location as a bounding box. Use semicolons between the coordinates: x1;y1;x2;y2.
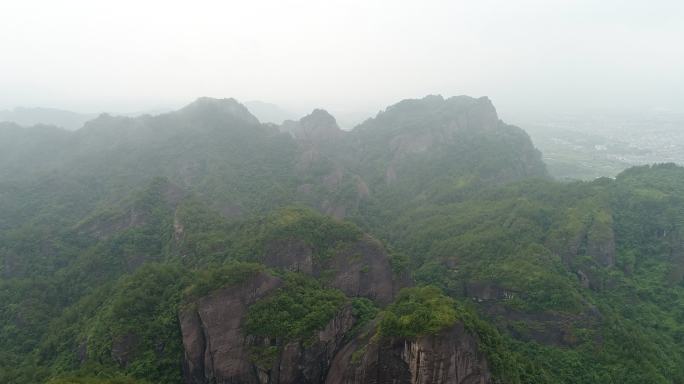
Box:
2;0;683;119
4;3;684;383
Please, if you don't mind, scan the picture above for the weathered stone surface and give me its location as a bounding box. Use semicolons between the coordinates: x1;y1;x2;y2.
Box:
326;322;492;384
180;274;357;384
477;302;602;347
111;333;138;368
260;234;407;305
262;238;314;274
266;305;356;384
464;281;518;302
319;235;405;306
180;272;283;384
586;217;616;267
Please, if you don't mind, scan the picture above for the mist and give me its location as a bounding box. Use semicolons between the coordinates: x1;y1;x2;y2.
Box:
2;0;683;119
4;2;684;383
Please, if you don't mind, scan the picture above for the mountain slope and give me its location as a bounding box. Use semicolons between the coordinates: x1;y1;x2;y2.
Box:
2;96;681;384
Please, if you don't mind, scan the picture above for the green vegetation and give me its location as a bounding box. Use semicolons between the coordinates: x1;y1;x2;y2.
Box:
387;164;684;383
183;262;264;299
1;96;683;383
378;286;457;338
245;274;347;341
350;298;379;330
230;206;363;262
33;264;190;384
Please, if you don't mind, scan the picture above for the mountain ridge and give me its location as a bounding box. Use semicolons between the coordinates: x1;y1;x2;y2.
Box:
2;95;681;384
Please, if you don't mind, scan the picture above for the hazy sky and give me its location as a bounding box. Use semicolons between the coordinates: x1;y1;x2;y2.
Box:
1;0;683;119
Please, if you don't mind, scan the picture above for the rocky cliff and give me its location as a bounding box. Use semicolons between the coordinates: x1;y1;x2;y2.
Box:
180;274;492;384
262;234;405;305
351;95;547;188
327;321;491;384
180;272;361;384
179;231;491;384
180;272;284;384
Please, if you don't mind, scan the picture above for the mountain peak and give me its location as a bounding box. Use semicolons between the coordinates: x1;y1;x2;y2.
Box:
178;97;259;125
280;109;342;142
355;94;500;136
300;109;338;130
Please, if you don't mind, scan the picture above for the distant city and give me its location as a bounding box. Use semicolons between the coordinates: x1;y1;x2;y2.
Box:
523;111;684;180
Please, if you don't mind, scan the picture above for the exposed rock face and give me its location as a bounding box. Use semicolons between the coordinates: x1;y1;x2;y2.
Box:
464;281;518;302
178;229;411;384
475;301;602;347
180;273;359;384
252;305;356;384
362;96;503;164
110;333;138;368
181;272;491;384
175;207;488;384
282;109;343;144
281;109;344;171
327;322;492;384
460;279;605;347
586;217;616;267
577;270;591;289
281;109;372;220
549;209;616;271
263;238;314;274
320;235;404;306
179;272;283;384
352;95;547;187
261;234;407;305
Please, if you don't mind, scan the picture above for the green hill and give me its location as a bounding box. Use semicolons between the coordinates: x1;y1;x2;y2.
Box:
1;96;681;384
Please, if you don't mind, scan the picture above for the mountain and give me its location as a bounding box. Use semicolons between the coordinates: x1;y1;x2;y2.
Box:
0;107;96;131
1;96;682;384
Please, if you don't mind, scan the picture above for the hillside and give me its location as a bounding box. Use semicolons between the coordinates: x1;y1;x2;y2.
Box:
1;97;682;384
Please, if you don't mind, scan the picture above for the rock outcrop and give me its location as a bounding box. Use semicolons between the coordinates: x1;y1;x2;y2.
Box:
180;272;362;384
281;109;371;220
262;234;407;305
585;216;616;268
321;235;404;305
351;95;548;189
281;109;344;171
180;271;491;384
548;208;616;276
178;97;261;126
281;109;343;145
464;281;518;302
327;322;492;384
250;305;356;384
180;272;283;384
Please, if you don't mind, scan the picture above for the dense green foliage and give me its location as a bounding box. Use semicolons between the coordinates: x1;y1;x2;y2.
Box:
245;274;347;341
378;165;684;382
230;206;363;262
183;262;264;299
378;286;457;338
1;96;683;383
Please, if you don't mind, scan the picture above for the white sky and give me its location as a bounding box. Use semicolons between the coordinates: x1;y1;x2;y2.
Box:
1;0;683;118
